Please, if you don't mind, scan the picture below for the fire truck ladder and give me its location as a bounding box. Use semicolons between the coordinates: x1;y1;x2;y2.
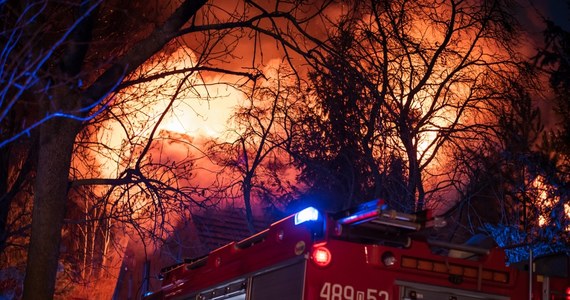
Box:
333;200;430;247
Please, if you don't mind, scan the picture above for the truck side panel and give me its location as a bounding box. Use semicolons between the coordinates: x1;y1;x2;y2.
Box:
304;239;526;300
250;259;306;299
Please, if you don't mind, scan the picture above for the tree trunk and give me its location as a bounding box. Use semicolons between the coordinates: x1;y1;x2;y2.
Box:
243;176;256;234
20;1;208;297
0;145;11;250
23;117;80;300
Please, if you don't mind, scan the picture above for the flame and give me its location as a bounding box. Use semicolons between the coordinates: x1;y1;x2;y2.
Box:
86;49;296;225
144;47;242;138
566;203;570;230
93;47;246;177
532;175;568;230
534;176;552;227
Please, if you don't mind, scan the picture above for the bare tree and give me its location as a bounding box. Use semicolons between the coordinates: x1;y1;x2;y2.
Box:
471;72;569;261
440;3;570;258
293;0;520;211
1;0;338;298
470;11;570;259
17;1;225;297
207;64;301;233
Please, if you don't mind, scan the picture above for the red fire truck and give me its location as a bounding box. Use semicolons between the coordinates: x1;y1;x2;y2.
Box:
143;199;569;300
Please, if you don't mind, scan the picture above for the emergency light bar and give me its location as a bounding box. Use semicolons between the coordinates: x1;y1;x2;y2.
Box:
294;207;320;225
336;199;422;231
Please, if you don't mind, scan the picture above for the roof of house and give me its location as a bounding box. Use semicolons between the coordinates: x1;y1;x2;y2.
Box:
192;209;272;254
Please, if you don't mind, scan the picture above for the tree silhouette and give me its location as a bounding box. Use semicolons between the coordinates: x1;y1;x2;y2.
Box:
292;0;519;212
445;13;570;258
479;6;570;261
206;64;301;233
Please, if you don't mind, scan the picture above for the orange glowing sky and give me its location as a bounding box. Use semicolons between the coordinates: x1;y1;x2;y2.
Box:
126;0;570;148
88;0;569;212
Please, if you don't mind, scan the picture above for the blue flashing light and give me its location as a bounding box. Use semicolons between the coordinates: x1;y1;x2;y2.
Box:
294;207;320;225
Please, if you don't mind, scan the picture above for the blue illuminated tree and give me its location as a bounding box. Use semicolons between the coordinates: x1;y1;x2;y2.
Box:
0;1;211;298
447;8;570;262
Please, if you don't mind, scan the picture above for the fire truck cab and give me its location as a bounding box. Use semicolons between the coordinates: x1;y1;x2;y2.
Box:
144;200;569;300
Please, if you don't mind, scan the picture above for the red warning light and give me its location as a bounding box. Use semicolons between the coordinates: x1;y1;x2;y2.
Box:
312;246;332;267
